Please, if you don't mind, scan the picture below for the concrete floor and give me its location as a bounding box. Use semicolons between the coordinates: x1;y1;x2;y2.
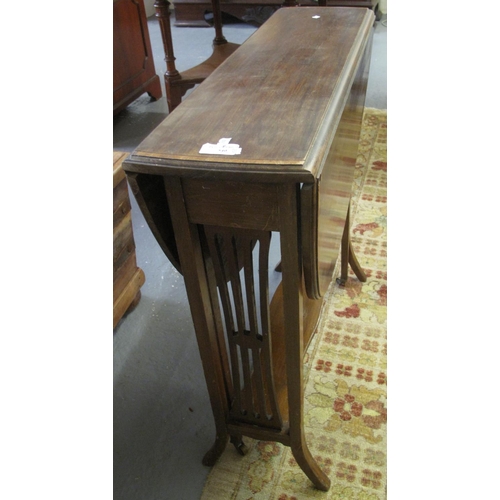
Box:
113;12;387;500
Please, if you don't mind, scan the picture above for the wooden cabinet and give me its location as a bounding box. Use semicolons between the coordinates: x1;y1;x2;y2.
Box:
113;152;145;328
113;0;162;114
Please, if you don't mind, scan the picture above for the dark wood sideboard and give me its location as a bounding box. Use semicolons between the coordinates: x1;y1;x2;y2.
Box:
173;0;379;27
123;7;374;490
113;0;162;114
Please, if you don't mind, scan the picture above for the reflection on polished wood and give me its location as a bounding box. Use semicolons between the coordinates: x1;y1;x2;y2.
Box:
123;7;374;490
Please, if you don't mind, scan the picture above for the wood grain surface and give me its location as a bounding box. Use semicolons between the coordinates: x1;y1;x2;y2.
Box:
125;7;373;180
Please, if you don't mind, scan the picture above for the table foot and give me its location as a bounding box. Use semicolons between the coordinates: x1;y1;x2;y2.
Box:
339;203;367;286
336;276;347;287
292;442;331;491
165;80;194;113
230;434;249;456
202;433;229;466
348;244;367;282
338;243;367;286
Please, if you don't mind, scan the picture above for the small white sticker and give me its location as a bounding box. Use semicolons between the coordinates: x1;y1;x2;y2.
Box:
199;138;242;155
312;15;321;19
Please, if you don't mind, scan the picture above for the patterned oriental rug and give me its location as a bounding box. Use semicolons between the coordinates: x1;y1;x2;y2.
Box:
201;108;387;500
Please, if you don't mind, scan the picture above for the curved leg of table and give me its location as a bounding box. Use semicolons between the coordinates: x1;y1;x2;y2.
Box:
349;241;367;283
279;184;331;491
337;203;367;286
291;439;331;491
202;433;230;466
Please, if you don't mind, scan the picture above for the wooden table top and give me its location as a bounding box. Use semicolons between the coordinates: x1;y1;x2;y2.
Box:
126;7;374;182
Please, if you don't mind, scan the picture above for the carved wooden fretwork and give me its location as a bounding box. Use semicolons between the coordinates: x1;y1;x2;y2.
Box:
203;226;283;430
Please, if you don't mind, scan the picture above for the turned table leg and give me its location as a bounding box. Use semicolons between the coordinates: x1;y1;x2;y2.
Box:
154;0;183;111
211;0;228;45
154;0;231;112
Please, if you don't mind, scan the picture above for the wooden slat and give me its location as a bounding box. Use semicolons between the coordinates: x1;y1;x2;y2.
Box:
205;230;242;415
205;226;283;428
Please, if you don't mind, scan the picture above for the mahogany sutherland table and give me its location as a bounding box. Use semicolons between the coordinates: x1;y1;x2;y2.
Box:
123;7;374;491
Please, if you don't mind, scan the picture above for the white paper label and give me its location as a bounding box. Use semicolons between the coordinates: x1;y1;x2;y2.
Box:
199;138;241;155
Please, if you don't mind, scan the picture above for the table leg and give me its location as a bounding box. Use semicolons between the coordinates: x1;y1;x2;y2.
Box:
155;0;235;112
337;202;367;286
154;0;186;111
163;176;231;466
211;0;228;45
278;184;331;492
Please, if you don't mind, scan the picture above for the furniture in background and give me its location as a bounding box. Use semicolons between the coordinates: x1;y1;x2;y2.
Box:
155;0;378;113
154;0;240;112
123;7;373;490
113;0;162;115
173;0;379;27
113;152;146;329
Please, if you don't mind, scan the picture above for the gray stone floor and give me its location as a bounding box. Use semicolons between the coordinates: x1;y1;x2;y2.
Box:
113;12;387;500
